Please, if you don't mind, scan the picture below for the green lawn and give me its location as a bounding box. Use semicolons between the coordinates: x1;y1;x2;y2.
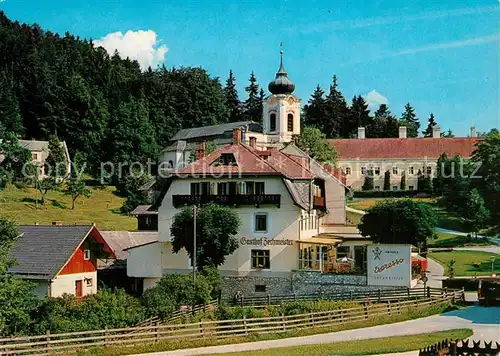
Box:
207;329;473;356
0;184;136;231
429;250;500;276
428;232;496;248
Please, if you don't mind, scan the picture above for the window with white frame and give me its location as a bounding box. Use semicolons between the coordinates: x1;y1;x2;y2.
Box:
392;185;398;191
361;167;366;175
426;166;432;175
345;167;351;175
374;186;380;191
409;186;414;191
251;250;270;269
85;278;93;287
374;167;380;175
408;166;414;175
392;167;398;174
254;213;268;232
83;250;91;260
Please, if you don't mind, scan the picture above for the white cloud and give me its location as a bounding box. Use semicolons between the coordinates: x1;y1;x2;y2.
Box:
94;30;167;70
363;90;388;110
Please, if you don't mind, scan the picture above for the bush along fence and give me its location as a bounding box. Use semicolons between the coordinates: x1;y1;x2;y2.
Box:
419;338;500;356
225;287;460;307
0;289;463;355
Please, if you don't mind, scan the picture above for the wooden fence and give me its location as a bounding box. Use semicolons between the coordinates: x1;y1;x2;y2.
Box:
0;290;463;355
419;338;500;356
226;287;459;307
167;299;219;323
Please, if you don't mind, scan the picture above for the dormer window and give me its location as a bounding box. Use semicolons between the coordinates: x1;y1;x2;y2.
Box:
219;153;237;166
270;113;276;132
287;113;294;132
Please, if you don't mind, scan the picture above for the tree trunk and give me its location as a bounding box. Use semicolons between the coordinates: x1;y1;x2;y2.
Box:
72;198;76;210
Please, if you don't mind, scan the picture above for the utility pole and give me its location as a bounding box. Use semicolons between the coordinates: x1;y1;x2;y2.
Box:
193;205;197;285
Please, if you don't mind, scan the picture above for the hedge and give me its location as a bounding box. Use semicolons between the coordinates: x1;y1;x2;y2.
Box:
353;191;428;198
442;278;479;291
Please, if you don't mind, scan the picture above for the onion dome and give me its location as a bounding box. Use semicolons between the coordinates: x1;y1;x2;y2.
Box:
268;50;295;95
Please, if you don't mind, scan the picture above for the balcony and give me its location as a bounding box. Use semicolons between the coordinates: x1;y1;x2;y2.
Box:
173;194;281;208
313;196;325;210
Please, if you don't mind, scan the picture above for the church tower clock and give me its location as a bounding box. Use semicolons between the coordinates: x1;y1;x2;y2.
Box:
263;48;301;143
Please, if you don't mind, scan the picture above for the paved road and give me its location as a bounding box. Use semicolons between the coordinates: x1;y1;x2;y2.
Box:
132;306;500;356
434;228;500;246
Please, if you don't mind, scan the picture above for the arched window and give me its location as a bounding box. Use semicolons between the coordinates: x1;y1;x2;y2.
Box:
287;113;294;132
269;113;276;132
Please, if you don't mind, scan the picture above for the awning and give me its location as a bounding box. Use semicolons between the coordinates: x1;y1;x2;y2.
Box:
297;238;341;245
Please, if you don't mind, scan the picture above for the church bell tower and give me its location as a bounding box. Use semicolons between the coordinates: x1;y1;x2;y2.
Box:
263;47;301;143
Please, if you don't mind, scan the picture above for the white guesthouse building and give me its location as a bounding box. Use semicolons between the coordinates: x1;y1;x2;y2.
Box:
127;51;414;297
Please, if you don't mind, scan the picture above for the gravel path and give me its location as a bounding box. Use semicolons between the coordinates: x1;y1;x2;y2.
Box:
131;306;500;356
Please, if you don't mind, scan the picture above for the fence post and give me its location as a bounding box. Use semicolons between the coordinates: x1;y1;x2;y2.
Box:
444;287;448;299
199;321;204;338
461;287;465;302
378;289;381;302
364;302;369;319
46;330;51;351
267;294;271;305
407;287;410;298
240;295;244;308
426;286;430;299
155;322;159;342
450;341;457;356
349;291;353;300
243;315;248;335
294;293;297;301
387;300;391;316
104;327;109;346
281;313;286;332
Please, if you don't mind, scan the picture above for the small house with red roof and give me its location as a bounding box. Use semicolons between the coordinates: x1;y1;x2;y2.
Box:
9;224;115;298
329;126;480;190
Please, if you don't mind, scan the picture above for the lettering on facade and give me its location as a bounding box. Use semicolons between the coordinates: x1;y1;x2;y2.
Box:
239;237;294;246
373;258;405;274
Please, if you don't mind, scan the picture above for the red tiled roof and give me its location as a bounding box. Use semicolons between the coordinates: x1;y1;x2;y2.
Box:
323;164;347;185
328;138;480;159
176;144;314;179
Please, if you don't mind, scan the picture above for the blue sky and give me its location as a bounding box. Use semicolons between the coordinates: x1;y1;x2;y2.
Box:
1;0;499;136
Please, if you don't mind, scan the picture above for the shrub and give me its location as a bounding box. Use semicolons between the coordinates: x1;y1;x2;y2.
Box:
32;289;145;334
141;274;213;320
442;278;479;291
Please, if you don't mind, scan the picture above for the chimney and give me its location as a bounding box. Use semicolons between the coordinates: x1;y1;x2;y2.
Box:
249;136;257;148
399;126;407;139
52;221;63;226
471;126;476;138
357;127;366;139
195;142;206;160
232;128;242;145
432;125;441;138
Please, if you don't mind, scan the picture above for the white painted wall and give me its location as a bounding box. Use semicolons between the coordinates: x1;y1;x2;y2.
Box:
50;271;97;298
127;242;163;278
339;158;437;190
143;278;162;291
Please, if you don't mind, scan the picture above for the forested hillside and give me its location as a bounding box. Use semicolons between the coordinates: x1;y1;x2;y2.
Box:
0;11;454;176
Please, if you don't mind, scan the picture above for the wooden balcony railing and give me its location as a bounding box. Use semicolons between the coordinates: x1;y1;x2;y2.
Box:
173;194;281;208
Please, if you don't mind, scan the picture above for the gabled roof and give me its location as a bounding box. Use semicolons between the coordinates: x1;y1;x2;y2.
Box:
130;205;158;216
328;137;480;159
170;121;259;141
9;225;114;280
100;231;159;260
176;143;314;180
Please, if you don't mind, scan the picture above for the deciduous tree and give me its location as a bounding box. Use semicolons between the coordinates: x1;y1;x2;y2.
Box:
170;204;241;270
291;126;338;164
359;199;438;247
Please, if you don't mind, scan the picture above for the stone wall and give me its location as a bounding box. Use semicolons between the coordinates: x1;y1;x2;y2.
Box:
221;270;406;300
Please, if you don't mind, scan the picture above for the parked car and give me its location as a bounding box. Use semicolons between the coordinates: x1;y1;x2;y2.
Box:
478;277;500;306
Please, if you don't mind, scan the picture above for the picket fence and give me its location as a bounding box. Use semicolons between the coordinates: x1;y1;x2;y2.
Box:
0;289;463;355
419;338;500;356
